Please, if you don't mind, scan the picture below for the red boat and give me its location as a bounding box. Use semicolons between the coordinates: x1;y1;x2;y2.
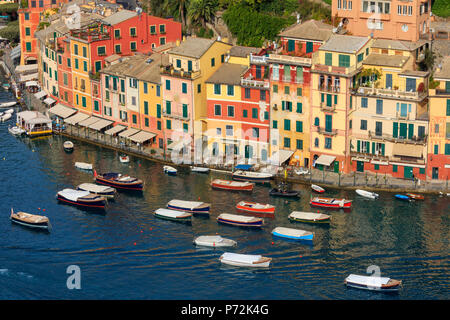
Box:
211;179;254;192
310;197;352;209
236;201;275;215
406;193;424;200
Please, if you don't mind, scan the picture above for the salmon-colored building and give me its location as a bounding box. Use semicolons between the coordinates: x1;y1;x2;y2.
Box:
332;0;432;42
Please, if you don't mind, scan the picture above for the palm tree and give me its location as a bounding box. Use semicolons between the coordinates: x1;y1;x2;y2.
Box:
188;0;218;29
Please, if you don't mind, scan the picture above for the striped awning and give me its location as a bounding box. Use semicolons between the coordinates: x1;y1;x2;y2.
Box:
78;116;102;127
64;112;90;125
89;119;113;131
268;149;294;165
15;64;38;74
34;91;47;99
104;124;126;135
118;128;140;138
129;131;156;143
392;144;423;158
48;103;77;118
25;80;39;87
315;155;336;166
10;46;20;59
20;73;38;82
43;97;56;105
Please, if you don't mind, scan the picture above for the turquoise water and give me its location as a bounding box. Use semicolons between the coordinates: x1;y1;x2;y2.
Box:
0;94;449;300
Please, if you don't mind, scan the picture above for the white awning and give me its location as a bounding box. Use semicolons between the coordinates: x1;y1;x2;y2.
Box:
78;116;102;127
48;103;77;118
118;128;140;138
167;139;190;150
25;80;39;87
15;64;38;74
268;149;294;165
64;112;90;125
104;124;126;135
20;73;38;82
315;155;336;166
43;97;56;105
10;46;20;59
129;131;156;143
34;91;47;99
89;119;113;131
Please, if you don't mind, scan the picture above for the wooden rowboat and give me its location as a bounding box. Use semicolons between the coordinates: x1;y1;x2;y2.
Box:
94;171;144;191
193;235;237;247
77;183;116;198
288;211;331;224
219;252;271;268
217;213;263;228
310;196;352;209
236;201;275;215
154;208;192;223
211;179;254;192
57;188;106;209
10;208;50;230
406;193;424;200
344;274;402;292
272;227;314;241
311;184;325;193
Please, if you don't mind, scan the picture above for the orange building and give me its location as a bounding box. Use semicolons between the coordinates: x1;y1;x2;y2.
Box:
332;0;432;42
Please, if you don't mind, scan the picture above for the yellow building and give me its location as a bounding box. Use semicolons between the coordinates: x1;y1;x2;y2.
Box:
70;39;92;113
427;57;450;180
310;34;372;173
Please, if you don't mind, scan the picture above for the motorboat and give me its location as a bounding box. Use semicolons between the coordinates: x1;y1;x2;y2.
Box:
344;274;402;292
406;193;424;200
119;154;130;163
153;208;192;223
4;108;14;114
77;183;116;198
232;170;273;183
190;166;209;173
271;227;314;241
57;188;106;209
0;101;17;108
310;197;352;209
211;179;254;192
193;235;237;247
288;211;331;224
10;208;50;230
395;194;410;202
163;165;177;175
236;201;275;215
167;199;210;215
8;126;25;136
94;171;144;191
269;182;299;198
219;252;271;268
356;189;379;199
74;162;93;170
217;213;263;228
63;141;74;152
1;113;11;122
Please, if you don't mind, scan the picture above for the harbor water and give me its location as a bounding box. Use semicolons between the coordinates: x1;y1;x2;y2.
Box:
0;91;449;300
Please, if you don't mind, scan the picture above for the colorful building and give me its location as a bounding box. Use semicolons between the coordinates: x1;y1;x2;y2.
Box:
332;0;432;42
427;57;450;180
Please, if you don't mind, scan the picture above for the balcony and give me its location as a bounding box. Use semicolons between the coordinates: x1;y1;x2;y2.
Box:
317;127;338;136
368;130;427;145
350;151;389;162
435;89;450;96
71;30;111;42
268;54;311;67
249;54;268;65
162;111;190;121
240;78;269;89
354;86;428;101
319;84;340;93
312;63;359;76
160;66;201;80
320;102;336;112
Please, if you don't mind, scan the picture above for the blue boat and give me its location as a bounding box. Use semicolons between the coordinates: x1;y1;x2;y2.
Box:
395;194;410;201
167;199;210;215
163;165;177;175
271;227;314;241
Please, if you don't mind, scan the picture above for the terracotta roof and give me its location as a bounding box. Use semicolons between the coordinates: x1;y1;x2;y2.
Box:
205;63;248;86
279;20;333;42
362;54;410;68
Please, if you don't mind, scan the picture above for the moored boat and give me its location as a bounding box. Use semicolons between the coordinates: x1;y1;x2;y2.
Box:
217;213;263;228
77;183;116;198
356;189;379;199
10;208;50;230
344;274;402;292
154;208;192;223
310;197;352;209
269;182;299;198
211;179;254;192
232;170;273;183
288;211;331;224
163;165;177;175
167;199;210;215
311;184;325;193
57;188;106;208
0;101;17;108
63;141;74;152
236;201;275;215
406;193;424;200
271;227;314;241
395;194;410;201
219;252;271;268
94;171;144;191
194;235;237;247
8;126;25;136
190;166;209;173
4;108;14;114
1;113;11;122
74;162;93;170
119;154;129;163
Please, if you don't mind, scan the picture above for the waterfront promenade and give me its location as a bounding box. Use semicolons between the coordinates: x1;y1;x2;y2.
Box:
1;51;449;195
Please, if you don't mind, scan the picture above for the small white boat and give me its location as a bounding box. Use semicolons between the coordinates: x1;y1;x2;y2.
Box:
63;141;74;152
77;183;116;198
217;213;263;228
74;162;93;170
219;252;272;268
119;154;129;163
232;170;273;183
294;168;309;175
356;189;379;199
311;184;325;193
163;165;177;175
344;274;402;292
154;208;191;223
10;208;50;230
191;166;210;173
4;108;14;114
8;126;25;136
194;235;237;247
288;211;331;224
272;227;314;241
0;101;16;108
167;199;210;214
1;113;11;122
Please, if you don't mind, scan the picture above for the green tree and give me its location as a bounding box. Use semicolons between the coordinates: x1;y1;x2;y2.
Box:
418;48;435;72
188;0;219;28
